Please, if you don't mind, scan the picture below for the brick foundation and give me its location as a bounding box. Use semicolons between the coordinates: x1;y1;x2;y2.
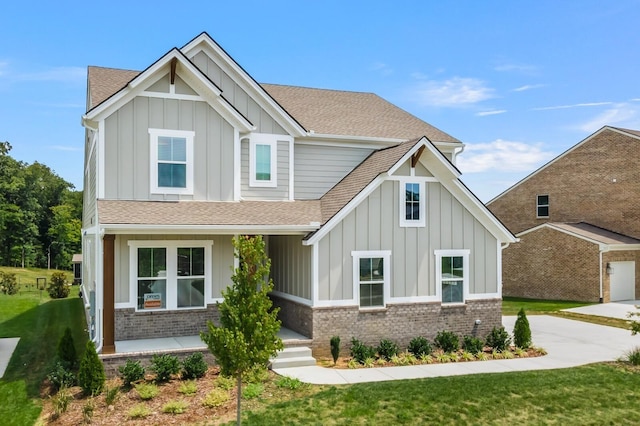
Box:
114;304;220;341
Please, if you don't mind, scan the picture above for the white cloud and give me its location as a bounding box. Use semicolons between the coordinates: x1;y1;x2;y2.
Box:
476;110;507;117
370;62;393;76
457;140;555;174
412;77;494;107
575;103;640;132
533;102;613;111
494;63;537;73
512;84;545;92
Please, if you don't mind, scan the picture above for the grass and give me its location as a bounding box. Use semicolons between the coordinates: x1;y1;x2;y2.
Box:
0;267;86;426
240;363;640;425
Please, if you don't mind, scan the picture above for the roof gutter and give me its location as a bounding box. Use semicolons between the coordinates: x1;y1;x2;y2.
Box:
100;223;321;235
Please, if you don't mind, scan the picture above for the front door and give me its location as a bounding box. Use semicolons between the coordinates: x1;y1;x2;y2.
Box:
610;261;635;301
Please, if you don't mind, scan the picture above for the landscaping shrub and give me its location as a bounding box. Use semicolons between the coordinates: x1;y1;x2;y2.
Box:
162;400;188;414
350;337;376;364
181;352;208;380
434;330;460;353
150;353;181;382
128;403;151;419
330;335;341;364
203;388;230;408
82;399;95;424
243;365;269;384
462;335;484;354
178;380;198;395
215;375;236;390
47;362;76;391
242;383;264;399
377;339;400;361
104;384;119;406
57;327;77;370
0;271;19;295
48;271;70;299
485;326;511;352
118;359;146;387
408;336;432;357
78;340;105;396
626;347;640;366
51;387;73;417
513;308;532;349
275;375;304;390
135;383;160;400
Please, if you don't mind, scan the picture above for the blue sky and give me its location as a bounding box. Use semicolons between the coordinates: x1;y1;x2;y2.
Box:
2;1;640;201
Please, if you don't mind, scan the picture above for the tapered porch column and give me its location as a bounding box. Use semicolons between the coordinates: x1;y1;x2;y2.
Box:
102;234;116;354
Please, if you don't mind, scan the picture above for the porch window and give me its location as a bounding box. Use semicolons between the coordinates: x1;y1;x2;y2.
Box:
352;250;391;308
399;180;425;227
177;247;205;308
435;249;469;304
137;247;167;310
537;194;549;218
149;129;194;194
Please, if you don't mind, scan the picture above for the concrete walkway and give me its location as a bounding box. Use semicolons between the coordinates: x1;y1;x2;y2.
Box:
273;315;640;384
563;300;640;320
0;338;19;379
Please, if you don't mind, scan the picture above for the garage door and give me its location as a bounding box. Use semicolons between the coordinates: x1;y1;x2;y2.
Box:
610;261;636;301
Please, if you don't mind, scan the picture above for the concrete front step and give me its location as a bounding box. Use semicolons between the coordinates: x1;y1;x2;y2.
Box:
269;346;316;369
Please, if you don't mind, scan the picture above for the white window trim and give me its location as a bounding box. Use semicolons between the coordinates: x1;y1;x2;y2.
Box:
434;249;470;305
351;250;391;310
536;194;549;218
249;133;278;188
149;128;195;195
127;240;213;312
398;179;426;227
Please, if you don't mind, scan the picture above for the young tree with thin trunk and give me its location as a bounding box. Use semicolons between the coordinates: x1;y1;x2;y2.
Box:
200;235;283;425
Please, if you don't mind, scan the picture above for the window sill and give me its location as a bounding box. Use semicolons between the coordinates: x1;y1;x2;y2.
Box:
134;306;207;314
358;306;387;313
441;302;466;308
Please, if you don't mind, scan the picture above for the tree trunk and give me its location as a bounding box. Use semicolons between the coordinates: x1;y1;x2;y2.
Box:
236;372;242;425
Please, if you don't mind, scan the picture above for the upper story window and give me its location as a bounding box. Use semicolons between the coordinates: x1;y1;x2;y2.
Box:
249;134;278;188
352;250;391;309
537;194;549;218
149;129;195;195
435;249;469;304
399;180;425;227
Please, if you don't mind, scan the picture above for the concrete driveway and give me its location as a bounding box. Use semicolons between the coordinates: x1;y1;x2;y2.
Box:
562;300;640;320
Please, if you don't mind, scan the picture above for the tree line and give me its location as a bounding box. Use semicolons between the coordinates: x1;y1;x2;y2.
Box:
0;141;81;269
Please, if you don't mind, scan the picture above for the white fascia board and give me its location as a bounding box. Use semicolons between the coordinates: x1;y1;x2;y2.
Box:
302;133;405;148
486;126;639;205
607;244;640;251
181;34;306;137
518;223;640;249
303;174;387;246
100;224;320;235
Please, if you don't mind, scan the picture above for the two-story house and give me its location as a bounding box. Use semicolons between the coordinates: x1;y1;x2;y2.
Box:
488;126;640;303
81;32;516;356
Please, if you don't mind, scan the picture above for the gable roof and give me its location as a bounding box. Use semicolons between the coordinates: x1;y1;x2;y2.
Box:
261;84;459;143
518;222;640;247
87;66;140;110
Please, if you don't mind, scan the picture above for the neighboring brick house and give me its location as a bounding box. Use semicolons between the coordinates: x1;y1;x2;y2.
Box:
488;126;640;302
80;32;516;357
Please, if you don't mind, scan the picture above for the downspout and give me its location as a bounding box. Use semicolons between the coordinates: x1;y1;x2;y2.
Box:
599;246;607;303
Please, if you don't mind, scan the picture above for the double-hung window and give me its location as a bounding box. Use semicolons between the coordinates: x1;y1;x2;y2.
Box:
352;250;391;308
399;180;425;227
130;241;211;311
149;129;194;194
435;249;469;304
537;194;549;218
249;134;278;187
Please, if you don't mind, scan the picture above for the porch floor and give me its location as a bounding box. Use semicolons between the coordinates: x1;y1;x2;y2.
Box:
113;327;309;354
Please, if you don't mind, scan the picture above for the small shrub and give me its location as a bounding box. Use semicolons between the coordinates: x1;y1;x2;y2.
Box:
347;359;359;369
476;352;489;361
408;336;432;357
135;382;160;400
104;384;119;406
363;357;375;368
404;353;418;365
215;375;236;390
275;376;304;390
436;352;452;363
513;308;532;349
462;335;484;354
47;362;76;391
151;353;180;382
420;353;434;364
181;352;208;380
0;271;19;295
626;347;640;365
118;359;145;387
377;339;400;361
514;347;529;357
434;330;460;353
51;387;73;417
57;327;78;370
48;271;70;299
244;366;269;384
375;358;387;366
128;403;151;419
82;399;94;424
350;337;376;364
242;382;264;399
503;350;515;359
78;341;105;396
390;353;411;366
461;351;475;361
202;388;230;408
486;326;511;352
330;336;341;364
178;380;198;395
492;349;504;359
162;400;188;414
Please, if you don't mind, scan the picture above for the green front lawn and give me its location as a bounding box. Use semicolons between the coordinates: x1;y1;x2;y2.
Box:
241;363;640;425
502;297;594;315
0;268;87;426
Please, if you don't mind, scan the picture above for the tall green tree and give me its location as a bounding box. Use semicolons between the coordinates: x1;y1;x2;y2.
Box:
200;235;283;425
